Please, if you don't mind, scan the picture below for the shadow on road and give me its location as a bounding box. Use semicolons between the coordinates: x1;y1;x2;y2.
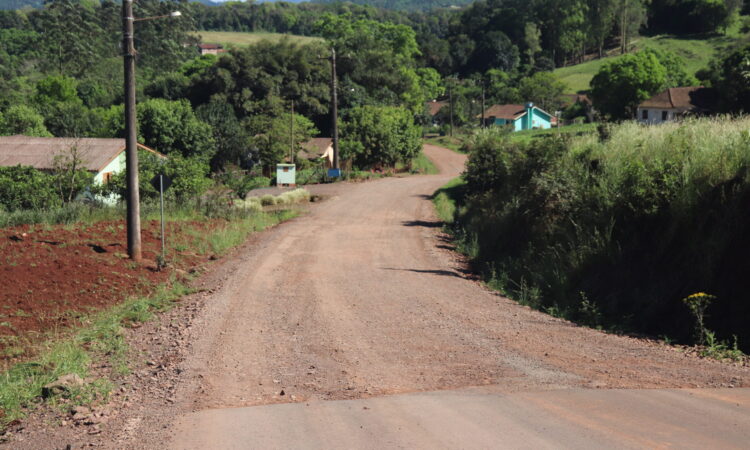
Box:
401;220;442;228
381;267;477;279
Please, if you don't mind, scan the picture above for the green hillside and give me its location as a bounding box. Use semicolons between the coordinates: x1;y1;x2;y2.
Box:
196;31;323;47
554;28;750;93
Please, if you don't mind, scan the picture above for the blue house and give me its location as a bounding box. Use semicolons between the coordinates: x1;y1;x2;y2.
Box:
480;103;555;131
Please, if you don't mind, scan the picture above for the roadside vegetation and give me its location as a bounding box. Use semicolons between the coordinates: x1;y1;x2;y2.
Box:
436;118;750;358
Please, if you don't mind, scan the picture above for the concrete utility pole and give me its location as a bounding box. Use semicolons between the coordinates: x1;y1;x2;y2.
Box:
330;47;339;170
122;0;141;261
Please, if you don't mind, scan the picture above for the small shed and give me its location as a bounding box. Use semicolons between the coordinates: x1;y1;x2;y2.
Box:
276;164;296;187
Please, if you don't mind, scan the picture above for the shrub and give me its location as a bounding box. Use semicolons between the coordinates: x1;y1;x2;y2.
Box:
452;117;750;350
0;166;61;211
260;195;277;206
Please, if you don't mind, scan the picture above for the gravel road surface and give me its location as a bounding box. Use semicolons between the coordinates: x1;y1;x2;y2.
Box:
11;145;749;449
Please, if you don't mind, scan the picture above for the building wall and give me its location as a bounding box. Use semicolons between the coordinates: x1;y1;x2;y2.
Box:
528;109;552;130
93;151;125;185
637;108;677;124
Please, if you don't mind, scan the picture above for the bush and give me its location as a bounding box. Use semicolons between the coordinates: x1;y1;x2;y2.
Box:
103;151;212;203
259;194;277;206
452;117;750;350
276;188;310;205
340;105;421;169
0;166;60;211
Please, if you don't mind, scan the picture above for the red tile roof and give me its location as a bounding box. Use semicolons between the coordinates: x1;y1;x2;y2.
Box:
425;100;448;117
639;87;716;111
482;104;527;120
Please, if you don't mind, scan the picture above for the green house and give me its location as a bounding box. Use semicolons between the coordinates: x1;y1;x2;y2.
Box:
480;103;556;131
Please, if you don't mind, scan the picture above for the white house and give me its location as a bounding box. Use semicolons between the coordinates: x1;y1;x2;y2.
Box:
637;87;716;124
0;135;164;184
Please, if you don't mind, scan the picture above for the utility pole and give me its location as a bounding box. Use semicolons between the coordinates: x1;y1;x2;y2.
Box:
123;0;141;261
290;99;294;163
481;81;486;128
448;78;454;137
330;47;339;170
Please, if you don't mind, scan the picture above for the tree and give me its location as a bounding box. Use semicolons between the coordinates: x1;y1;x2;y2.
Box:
315;14;424;112
522;22;541;70
715;44;750;112
340;105;421;169
136;99;216;163
644;49;699;88
484;69;520;105
250;113;318;169
51;141;94;203
188;39;330;126
518;72;567;113
587;0;617;58
469;31;519;73
0;105;51;136
615;0;647;54
590;51;667;119
196;99;252;171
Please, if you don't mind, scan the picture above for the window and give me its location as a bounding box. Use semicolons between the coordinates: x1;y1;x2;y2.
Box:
642;110;648;120
662;111;668;121
102;172;113;184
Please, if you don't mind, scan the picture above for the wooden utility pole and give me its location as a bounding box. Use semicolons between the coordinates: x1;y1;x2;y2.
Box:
290;99;295;163
122;0;141;261
449;79;454;137
481;81;485;128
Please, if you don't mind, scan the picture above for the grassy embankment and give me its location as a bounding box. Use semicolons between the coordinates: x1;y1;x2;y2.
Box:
195;31;323;47
434;118;750;359
554;24;750;93
0;190;310;427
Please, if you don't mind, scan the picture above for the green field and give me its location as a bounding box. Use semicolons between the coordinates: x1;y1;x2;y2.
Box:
196;31;323;47
554;25;750;93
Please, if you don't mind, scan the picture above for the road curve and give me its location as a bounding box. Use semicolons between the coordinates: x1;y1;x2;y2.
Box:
157;144;749;448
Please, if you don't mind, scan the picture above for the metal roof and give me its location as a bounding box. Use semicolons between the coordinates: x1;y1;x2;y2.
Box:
0;135;159;172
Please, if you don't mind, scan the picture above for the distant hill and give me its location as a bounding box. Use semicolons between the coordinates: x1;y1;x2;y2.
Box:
0;0;42;10
310;0;473;11
554;28;750;94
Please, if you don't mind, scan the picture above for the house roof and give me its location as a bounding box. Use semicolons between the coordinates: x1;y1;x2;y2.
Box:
481;104;527;120
480;104;555;120
0;136;161;173
198;43;223;50
425;100;448;117
561;94;591;107
639;87;716;112
298;137;333;160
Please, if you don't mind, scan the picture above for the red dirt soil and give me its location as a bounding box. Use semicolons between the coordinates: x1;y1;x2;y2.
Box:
0;219;212;365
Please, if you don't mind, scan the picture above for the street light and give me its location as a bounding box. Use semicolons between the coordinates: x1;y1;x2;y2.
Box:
121;0;180;261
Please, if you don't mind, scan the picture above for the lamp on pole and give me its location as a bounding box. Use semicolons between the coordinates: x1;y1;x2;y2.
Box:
121;2;180;261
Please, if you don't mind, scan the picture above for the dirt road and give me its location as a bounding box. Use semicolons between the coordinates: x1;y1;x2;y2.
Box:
14;145;750;448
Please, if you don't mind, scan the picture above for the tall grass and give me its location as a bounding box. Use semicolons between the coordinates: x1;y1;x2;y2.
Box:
452;116;750;349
